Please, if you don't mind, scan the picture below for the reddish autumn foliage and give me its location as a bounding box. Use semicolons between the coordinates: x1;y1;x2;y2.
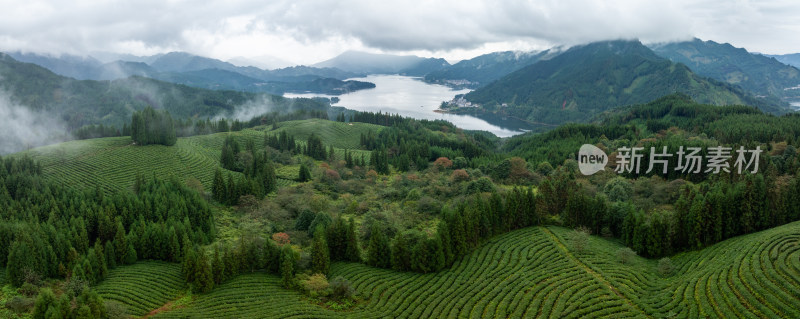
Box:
433;157;453;169
272;232;290;245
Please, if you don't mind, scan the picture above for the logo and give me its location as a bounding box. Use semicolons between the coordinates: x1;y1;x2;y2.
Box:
578;144;608;175
577;145;763;176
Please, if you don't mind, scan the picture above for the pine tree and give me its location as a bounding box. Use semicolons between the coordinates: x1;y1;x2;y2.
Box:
32;288;57;319
280;246;295;288
194;249;214;293
328;145;336;162
113;223;127;265
367;224;391;268
92;242;108;280
212;169;226;203
299;163;312;182
345;218;361;262
104;241;117;270
6;240;35;287
436;221;454;267
124;241;138;265
311;226;330;275
212;245;225;285
390;233;411;271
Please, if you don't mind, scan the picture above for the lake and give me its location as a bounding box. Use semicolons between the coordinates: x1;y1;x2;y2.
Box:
792;101;800;110
284;75;532;137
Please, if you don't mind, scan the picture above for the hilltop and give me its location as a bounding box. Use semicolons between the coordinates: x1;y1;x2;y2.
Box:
460;40;787;125
424;50;553;88
313;50;450;76
650;38;800;100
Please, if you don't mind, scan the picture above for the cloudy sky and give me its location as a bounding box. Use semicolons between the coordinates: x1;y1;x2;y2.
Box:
1;0;798;66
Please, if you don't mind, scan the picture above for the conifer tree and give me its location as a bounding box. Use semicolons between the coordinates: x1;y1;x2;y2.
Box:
345;218;362;262
212;245;225;285
436;221;454;267
299;163;312;182
194;248;214;293
212;169;226;203
367;224;391;268
280;246;295;288
311;225;330;275
390;233;412;271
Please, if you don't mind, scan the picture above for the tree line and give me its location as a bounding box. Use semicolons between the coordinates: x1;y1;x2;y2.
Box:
0;156;215;288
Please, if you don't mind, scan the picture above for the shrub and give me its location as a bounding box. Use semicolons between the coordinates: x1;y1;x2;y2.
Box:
569;227;591;253
604;177;633;202
18;282;39;297
433;157;453;170
5;296;34;313
450;169;470;183
617;247;636;265
658;257;674;276
104;300;129;319
329;276;355;301
272;232;291;246
301;273;330;297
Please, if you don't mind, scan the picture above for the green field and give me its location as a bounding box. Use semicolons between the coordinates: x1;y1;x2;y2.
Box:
270;119;384;150
102;222;800;318
17;120;376;193
95;261;185;317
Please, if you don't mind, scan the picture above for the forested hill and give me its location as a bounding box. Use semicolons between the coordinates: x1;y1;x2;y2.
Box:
423;50;551;88
463;40;787;125
503;93;800;170
0;53;328;130
650;38;800;100
5;51;373;96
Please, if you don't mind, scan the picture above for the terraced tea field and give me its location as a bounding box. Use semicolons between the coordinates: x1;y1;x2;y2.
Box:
106;222;800;318
270;119;384;150
151;273;348;319
95;261;185;317
17;121;374;193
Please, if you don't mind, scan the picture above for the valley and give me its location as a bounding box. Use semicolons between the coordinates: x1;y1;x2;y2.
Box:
2;8;800;317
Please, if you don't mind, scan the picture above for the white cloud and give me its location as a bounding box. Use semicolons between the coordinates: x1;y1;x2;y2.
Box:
0;0;798;64
0;92;70;155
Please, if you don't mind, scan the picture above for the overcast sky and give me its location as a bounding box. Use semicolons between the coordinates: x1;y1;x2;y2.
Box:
1;0;798;66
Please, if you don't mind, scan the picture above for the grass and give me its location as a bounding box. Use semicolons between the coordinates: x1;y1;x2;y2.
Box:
102;222;800;318
16;119;377;193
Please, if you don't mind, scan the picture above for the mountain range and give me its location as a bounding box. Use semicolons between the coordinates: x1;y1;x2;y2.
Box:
764;53;800;69
5;51;372;96
458;40;787;125
0;53;329;130
650;38;800;100
423;50;558;88
312;50;450;76
4;38;799;135
424;39;800;105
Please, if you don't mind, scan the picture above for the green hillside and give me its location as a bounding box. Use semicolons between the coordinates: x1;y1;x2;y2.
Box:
651;38;800;100
270;119;385;150
0;53;328;129
423;50;551;88
96;222;800;318
17;120;377;193
462;40;787;125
